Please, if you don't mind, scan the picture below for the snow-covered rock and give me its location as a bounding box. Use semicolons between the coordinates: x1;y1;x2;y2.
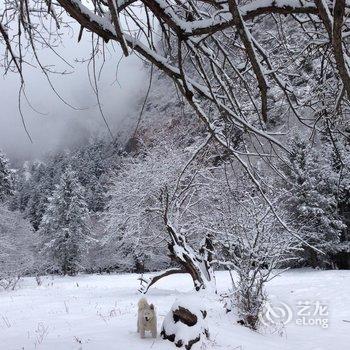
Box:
161;295;209;349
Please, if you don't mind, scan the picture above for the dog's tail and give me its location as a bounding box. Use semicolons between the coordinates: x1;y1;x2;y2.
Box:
138;297;149;310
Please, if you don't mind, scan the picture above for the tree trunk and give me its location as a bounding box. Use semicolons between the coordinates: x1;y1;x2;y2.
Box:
166;224;215;291
139;223;216;293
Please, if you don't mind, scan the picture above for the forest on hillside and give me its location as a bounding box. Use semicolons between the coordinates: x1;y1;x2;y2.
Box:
1;69;350;331
1;0;350;346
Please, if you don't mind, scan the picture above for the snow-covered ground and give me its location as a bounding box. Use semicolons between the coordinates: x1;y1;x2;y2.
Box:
0;269;349;350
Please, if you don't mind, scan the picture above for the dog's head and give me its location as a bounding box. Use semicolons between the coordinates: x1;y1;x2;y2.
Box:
142;304;155;322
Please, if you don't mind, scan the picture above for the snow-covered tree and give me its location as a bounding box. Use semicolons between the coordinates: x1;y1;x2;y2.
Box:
328;136;350;267
72;139;112;213
2;0;350;166
38;166;92;275
0;149;13;202
104;138;218;291
9;161;32;212
24;162;55;230
281;136;346;267
103;145;183;273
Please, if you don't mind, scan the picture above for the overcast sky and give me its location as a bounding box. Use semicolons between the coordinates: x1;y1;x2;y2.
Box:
0;29;147;164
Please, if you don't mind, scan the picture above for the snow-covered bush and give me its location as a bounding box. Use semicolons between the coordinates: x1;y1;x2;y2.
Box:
217;198;296;330
0;204;35;288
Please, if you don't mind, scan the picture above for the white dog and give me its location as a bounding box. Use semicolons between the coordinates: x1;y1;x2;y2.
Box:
137;297;157;338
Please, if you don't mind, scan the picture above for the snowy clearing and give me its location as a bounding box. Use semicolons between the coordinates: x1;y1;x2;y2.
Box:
0;269;349;350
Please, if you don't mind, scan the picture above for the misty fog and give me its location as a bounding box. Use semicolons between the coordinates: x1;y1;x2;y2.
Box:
0;30;147;164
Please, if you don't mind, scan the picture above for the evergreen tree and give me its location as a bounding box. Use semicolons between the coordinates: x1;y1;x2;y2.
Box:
282;137;345;267
9;162;32;212
11;138;114;227
329;137;350;267
73;139;111;212
39;166;91;275
0;150;13;202
25;162;53;230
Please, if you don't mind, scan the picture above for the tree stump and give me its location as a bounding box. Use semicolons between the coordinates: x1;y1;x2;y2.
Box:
161;297;209;350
